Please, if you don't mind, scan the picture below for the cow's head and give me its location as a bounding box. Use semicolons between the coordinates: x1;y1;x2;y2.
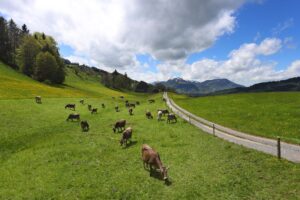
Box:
161;166;169;181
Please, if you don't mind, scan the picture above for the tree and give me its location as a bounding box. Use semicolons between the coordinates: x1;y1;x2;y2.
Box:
7;19;21;68
0;17;11;64
35;52;58;82
17;36;41;76
135;81;149;92
21;24;29;34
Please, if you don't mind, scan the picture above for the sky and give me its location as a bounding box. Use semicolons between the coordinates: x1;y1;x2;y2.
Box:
0;0;299;86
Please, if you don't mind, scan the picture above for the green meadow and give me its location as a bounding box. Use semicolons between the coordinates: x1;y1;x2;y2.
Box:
0;62;299;199
170;92;300;144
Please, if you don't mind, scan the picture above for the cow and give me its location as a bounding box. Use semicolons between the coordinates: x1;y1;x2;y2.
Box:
158;109;169;116
35;96;42;104
113;119;126;133
115;106;119;112
65;104;76;110
141;144;169;181
120;96;124;99
136;101;140;105
129;108;133;115
146;111;153;119
167;113;177;123
148;99;155;103
91;108;97;114
157;110;163;121
162;98;166;102
101;103;105;108
80;120;89;132
66;113;80;121
88;105;92;111
120;127;132;147
129;103;135;108
79;99;84;104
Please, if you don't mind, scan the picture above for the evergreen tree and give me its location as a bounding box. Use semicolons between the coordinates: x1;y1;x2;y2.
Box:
21;24;29;34
8;19;21;68
0;17;11;64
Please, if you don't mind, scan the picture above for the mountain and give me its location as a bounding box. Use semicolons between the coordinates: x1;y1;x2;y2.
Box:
210;77;300;95
156;78;244;95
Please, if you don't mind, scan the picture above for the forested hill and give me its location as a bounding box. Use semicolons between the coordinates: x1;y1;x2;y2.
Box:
0;16;165;94
208;77;300;96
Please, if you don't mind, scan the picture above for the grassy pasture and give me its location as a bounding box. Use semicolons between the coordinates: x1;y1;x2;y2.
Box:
171;92;300;144
0;63;299;199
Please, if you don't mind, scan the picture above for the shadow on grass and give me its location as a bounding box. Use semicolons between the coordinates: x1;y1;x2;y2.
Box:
123;140;137;149
148;169;173;186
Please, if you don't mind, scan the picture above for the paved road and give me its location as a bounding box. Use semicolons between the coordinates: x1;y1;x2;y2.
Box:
164;92;300;163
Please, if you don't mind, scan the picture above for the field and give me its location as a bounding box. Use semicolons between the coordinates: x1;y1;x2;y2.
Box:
0;63;300;199
171;92;300;144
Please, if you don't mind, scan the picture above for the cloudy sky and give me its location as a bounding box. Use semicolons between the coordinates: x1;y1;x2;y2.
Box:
0;0;299;86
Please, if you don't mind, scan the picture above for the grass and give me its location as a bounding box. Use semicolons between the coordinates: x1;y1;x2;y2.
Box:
170;92;300;144
0;63;299;199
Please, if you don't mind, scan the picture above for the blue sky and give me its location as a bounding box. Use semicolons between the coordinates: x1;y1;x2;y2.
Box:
1;0;300;85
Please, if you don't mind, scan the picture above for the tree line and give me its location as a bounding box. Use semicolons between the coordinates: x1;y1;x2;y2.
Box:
0;17;65;84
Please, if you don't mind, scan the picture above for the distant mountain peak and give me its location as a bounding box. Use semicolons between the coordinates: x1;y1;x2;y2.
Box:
156;77;244;95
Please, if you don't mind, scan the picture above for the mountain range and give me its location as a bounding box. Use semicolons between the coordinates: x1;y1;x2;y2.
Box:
156;78;244;95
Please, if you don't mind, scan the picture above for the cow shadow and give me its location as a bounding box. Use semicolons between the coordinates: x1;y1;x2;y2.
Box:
149;169;173;186
123;140;137;148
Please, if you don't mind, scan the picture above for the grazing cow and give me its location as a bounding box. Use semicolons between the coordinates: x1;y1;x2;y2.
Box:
125;100;129;104
157;110;163;121
66;113;80;121
129;108;133;115
91;108;97;114
125;102;130;108
129;103;135;108
158;109;169;116
35;96;42;104
88;105;92;111
162;98;166;102
120;96;124;99
65;104;76;110
146;111;153;119
80;99;84;104
148;99;155;103
136;101;140;105
113;119;126;133
115;106;119;112
167;113;177;123
120;127;132;147
80;120;89;132
101;103;105;108
141;144;169;181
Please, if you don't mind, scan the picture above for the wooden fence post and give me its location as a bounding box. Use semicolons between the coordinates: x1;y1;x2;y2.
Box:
213;124;215;136
277;137;281;159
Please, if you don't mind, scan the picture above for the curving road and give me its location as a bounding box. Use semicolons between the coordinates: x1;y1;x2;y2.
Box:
164;92;300;163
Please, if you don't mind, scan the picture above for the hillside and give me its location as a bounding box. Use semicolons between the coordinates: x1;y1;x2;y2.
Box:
171;92;300;144
0;62;300;199
156;78;243;95
0;61;129;99
209;77;300;96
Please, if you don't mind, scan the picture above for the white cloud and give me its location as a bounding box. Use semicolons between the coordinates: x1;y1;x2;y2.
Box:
0;0;244;69
163;38;300;86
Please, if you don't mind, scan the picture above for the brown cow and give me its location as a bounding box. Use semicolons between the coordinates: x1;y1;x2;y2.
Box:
146;111;153;119
65;104;76;110
91;108;97;114
35;96;42;104
167;113;177;123
129;108;133;115
66;113;80;121
120;127;132;147
80;120;89;132
141;144;169;181
113;119;126;133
